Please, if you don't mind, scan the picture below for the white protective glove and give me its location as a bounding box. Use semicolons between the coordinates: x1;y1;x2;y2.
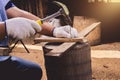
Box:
48;18;61;27
5;17;42;39
53;25;78;38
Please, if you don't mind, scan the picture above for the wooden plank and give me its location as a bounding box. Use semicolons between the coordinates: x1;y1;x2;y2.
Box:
34;37;84;43
73;16;101;45
0;47;9;56
78;22;101;37
45;42;76;56
38;20;100;57
34;22;100;43
38;22;100;56
39;0;44;18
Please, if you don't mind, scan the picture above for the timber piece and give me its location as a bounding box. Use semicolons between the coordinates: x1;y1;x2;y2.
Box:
73;16;101;45
44;38;87;56
34;22;100;43
12;0;44;18
39;0;44;18
78;22;101;37
0;47;9;56
34;37;84;43
45;41;92;80
45;42;76;56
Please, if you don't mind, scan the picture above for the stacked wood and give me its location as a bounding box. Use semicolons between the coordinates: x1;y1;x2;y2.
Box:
11;0;44;18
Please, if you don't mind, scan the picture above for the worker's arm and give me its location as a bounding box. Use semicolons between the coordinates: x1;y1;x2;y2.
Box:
6;6;54;36
1;17;42;40
5;2;78;38
0;22;6;40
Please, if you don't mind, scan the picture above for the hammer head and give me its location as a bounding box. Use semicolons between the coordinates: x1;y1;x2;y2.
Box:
53;1;73;26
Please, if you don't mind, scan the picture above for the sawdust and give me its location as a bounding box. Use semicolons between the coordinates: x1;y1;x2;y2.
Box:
91;42;120;80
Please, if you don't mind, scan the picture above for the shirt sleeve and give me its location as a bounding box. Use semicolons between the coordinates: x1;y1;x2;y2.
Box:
5;1;15;10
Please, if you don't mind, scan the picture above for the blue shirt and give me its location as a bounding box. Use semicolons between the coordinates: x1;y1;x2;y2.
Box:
0;0;11;47
0;0;14;61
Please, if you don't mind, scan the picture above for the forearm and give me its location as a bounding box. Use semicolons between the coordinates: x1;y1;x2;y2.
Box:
0;22;6;40
6;6;40;20
6;7;55;36
40;22;54;36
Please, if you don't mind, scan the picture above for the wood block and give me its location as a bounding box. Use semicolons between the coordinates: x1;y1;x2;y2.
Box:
73;16;101;45
45;42;92;80
0;47;9;56
45;42;76;56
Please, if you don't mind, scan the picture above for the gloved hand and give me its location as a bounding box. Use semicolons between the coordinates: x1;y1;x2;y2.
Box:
5;17;42;39
53;25;78;38
48;18;61;27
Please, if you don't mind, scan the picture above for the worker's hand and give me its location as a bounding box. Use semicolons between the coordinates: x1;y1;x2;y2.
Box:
5;17;42;39
48;18;61;27
53;25;78;38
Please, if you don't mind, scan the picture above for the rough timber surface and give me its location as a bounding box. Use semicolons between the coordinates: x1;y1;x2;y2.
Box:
73;16;101;45
44;42;92;80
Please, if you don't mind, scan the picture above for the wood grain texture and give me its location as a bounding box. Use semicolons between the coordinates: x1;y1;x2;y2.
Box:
78;22;101;37
45;42;76;56
73;16;101;45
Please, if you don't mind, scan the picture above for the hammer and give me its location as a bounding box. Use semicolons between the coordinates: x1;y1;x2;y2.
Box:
53;1;72;26
9;1;72;53
37;1;72;26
